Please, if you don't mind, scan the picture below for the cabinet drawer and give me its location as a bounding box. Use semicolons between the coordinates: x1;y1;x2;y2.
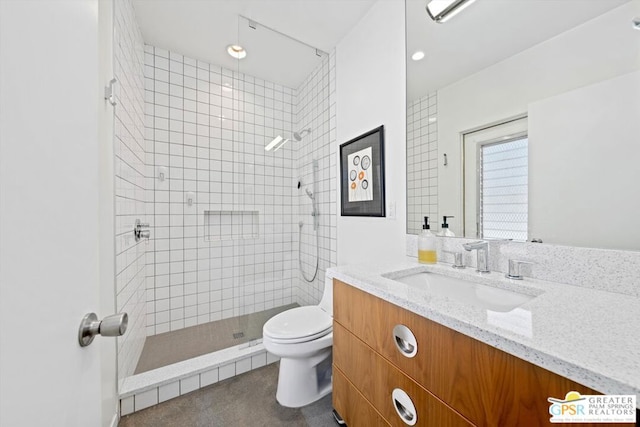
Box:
334;279;439;388
333;367;390;427
334;279;608;427
334;322;474;427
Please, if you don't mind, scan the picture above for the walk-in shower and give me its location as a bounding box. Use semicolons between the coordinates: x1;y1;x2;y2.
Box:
114;0;336;408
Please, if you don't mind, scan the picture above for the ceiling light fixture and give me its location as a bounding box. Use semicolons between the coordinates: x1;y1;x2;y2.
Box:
265;135;289;152
633;18;640;31
411;51;425;61
226;44;247;59
426;0;476;23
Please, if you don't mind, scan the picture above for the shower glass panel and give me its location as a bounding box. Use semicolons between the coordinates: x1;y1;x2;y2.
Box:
125;8;330;379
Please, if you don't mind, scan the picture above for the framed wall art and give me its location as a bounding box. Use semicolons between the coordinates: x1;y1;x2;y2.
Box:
340;125;385;217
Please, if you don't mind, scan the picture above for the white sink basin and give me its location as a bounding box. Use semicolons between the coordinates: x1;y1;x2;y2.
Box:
391;272;535;312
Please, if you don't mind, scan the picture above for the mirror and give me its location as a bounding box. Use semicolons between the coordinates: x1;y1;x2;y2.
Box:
406;0;640;251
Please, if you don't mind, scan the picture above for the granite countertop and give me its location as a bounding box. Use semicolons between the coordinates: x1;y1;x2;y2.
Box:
327;261;640;406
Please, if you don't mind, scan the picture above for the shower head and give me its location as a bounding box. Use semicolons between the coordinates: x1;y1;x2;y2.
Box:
293;128;311;141
305;187;314;200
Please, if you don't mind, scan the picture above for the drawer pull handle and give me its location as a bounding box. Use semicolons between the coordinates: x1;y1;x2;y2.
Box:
393;324;418;358
392;388;418;426
395;399;414;422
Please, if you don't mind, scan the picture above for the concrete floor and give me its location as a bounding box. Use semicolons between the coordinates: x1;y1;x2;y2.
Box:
120;362;337;426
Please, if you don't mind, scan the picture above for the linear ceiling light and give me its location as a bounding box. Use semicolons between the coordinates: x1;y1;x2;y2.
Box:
426;0;476;23
265;135;289;152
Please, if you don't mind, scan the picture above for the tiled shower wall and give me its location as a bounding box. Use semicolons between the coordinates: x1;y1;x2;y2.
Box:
407;92;438;235
114;0;148;381
143;46;299;335
294;52;337;306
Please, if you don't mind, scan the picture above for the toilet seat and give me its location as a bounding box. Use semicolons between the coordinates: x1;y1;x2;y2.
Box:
263;306;332;344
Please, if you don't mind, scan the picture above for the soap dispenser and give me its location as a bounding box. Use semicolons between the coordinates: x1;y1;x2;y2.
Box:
440;216;455;237
418;216;437;264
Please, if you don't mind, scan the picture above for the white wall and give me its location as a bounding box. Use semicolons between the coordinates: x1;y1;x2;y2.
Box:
336;0;407;266
437;1;640;239
529;71;640;250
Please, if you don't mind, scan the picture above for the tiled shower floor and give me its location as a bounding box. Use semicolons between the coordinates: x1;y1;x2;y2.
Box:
134;304;298;374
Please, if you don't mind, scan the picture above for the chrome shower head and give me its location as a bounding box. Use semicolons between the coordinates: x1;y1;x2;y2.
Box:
293;128;311;141
305;187;314;200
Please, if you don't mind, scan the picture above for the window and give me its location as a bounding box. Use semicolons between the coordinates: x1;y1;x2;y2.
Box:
463;117;528;241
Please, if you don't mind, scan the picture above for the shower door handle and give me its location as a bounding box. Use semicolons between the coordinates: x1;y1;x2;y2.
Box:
78;312;128;347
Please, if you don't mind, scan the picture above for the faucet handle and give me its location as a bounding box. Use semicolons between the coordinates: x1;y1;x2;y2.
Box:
506;259;534;280
443;250;465;269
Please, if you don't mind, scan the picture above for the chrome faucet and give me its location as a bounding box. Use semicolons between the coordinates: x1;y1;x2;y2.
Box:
462;240;490;273
506;259;534;280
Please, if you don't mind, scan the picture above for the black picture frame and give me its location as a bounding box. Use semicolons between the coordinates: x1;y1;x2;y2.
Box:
340;125;385;217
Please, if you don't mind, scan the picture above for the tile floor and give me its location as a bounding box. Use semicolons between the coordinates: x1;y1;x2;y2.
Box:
135;304;298;374
120;362;337;426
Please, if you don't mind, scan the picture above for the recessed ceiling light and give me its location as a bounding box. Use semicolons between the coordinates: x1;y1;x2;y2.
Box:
227;44;247;59
411;51;425;61
633;18;640;31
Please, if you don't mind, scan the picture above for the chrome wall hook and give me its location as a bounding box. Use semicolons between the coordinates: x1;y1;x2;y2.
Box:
104;78;117;106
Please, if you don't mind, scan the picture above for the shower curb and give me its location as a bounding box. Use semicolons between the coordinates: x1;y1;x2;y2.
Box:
119;341;277;415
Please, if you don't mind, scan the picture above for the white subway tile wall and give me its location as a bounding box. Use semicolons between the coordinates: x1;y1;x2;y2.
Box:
294;52;337;306
114;0;148;382
144;46;336;335
407;93;439;235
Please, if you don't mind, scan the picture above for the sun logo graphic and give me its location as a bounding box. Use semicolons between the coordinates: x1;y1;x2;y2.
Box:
548;391;636;423
548;391;586;420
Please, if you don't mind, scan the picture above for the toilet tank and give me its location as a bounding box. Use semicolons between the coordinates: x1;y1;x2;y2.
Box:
318;275;333;316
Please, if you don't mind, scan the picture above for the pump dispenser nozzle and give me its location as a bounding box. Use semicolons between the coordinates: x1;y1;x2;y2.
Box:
423;216;430;230
440;216;455;237
441;216;454;228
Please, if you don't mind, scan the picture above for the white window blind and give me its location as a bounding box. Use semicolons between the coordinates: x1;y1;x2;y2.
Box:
480;138;528;240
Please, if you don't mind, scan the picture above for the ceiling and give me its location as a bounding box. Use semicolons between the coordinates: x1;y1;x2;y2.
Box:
133;0;632;97
132;0;376;89
407;0;631;101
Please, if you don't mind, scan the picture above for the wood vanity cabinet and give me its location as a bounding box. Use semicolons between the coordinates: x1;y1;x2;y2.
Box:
332;279;629;427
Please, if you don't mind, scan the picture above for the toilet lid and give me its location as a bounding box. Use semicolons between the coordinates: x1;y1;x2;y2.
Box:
263;306;332;342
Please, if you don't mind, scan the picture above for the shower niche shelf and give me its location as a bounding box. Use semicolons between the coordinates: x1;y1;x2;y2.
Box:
205;210;259;242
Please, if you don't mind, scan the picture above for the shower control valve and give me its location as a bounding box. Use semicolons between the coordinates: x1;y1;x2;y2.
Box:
134;219;151;242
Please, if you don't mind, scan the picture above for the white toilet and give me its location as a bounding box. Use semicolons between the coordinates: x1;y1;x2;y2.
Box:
262;277;333;408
